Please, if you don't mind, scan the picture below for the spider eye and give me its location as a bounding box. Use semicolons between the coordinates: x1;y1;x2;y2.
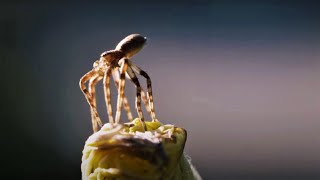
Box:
116;34;147;58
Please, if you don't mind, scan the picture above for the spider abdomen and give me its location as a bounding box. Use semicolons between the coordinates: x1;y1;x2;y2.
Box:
115;34;147;58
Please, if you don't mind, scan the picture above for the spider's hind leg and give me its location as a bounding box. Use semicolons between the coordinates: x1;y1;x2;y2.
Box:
126;66;147;130
112;68;133;121
140;89;152;116
114;68;151;121
129;62;157;122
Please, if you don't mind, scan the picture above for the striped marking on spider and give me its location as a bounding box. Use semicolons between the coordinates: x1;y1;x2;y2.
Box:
79;34;157;132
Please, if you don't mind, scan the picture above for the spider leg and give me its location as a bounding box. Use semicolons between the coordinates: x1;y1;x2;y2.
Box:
103;68;115;125
79;70;103;129
116;68;151;117
121;69;152;118
140;88;152;115
126;66;145;126
128;61;157;121
115;58;129;124
88;75;103;132
112;68;133;121
122;66;152;117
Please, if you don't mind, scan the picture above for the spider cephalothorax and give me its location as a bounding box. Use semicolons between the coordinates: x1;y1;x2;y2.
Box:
80;34;157;132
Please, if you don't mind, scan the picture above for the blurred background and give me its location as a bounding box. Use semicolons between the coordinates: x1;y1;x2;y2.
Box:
1;1;320;179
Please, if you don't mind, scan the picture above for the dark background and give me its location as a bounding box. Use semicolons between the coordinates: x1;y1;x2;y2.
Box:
1;1;320;179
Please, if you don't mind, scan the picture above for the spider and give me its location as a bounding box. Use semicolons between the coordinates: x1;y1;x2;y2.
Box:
79;34;157;132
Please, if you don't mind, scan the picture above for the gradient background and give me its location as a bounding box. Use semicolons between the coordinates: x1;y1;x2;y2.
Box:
1;1;320;179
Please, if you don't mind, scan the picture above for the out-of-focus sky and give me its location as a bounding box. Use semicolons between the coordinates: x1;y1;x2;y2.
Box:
1;1;320;179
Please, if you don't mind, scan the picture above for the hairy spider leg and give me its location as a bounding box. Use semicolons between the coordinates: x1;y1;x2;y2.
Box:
140;87;152;115
88;74;103;132
114;66;152;122
126;66;146;130
115;58;129;124
103;68;114;125
79;70;103;128
129;61;157;121
112;68;133;121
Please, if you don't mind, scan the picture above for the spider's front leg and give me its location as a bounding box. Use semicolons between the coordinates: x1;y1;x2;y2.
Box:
79;70;103;130
129;62;157;121
88;75;103;132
